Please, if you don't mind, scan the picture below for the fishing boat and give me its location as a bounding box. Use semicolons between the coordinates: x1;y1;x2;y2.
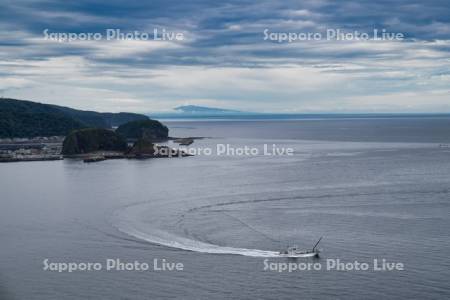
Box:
279;237;322;258
220;211;323;258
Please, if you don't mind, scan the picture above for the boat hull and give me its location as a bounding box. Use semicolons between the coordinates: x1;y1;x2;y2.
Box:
279;251;319;258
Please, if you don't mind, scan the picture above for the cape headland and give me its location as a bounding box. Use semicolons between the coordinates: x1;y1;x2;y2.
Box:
0;98;192;162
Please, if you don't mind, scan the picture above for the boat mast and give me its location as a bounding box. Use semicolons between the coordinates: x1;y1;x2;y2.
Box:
312;236;323;251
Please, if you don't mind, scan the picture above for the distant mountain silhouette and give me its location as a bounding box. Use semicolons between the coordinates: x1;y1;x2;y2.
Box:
174;105;242;114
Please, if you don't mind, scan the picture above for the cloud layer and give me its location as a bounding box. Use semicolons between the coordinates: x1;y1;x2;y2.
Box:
1;0;449;112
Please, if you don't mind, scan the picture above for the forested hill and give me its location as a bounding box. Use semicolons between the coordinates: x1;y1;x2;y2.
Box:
0;98;149;138
52;105;149;128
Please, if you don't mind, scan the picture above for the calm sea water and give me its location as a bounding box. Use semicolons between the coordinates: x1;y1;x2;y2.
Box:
1;117;450;299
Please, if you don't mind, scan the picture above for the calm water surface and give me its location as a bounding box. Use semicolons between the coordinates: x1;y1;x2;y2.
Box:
1;118;450;299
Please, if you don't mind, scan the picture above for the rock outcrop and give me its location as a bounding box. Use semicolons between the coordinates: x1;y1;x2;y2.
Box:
62;128;127;155
116;120;169;141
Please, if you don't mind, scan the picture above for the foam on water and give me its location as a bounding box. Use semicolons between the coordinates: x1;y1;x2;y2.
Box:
113;203;281;258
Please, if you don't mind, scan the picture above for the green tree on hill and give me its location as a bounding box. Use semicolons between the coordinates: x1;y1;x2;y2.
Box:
116;119;169;141
62;128;127;155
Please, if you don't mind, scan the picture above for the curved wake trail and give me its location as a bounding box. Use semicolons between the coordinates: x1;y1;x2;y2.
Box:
112;205;281;258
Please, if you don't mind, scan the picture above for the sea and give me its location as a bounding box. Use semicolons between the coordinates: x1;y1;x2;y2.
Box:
1;115;450;299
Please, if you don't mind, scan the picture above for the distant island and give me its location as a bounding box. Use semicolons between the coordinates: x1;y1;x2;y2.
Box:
174;105;243;114
150;105;255;119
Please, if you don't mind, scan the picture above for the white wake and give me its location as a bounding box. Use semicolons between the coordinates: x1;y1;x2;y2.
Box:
112;204;281;258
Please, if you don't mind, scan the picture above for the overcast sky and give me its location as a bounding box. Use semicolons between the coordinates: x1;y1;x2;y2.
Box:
1;0;449;113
